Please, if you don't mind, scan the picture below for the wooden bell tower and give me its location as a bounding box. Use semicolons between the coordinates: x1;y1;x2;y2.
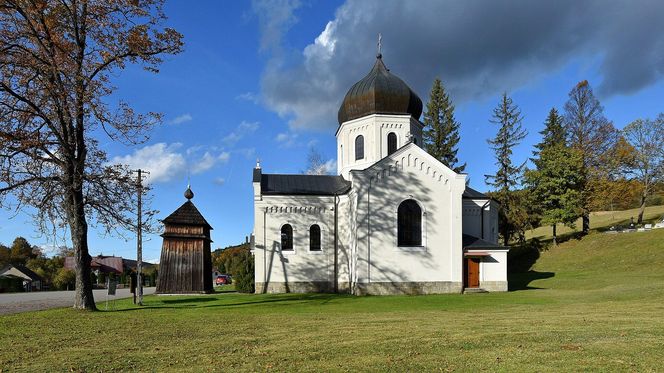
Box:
156;186;213;294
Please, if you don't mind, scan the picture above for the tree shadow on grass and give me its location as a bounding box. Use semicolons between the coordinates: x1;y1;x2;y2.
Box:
508;271;555;291
102;293;351;312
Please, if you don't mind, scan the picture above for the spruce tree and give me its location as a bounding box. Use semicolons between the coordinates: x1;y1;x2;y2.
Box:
423;78;465;173
533;108;566;161
486;93;528;246
525;109;583;245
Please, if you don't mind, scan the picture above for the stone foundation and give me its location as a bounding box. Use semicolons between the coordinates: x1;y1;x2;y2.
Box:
479;281;508;292
256;281;464;295
355;281;463;295
256;281;335;294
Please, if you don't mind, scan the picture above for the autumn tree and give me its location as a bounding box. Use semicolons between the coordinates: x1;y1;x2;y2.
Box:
423;78;465;173
486;93;528;246
525;109;583;245
9;236;34;264
0;244;9;267
622;113;664;223
563;80;617;235
0;1;183;310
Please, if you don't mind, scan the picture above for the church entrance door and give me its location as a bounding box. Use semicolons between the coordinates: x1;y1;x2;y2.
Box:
464;258;480;288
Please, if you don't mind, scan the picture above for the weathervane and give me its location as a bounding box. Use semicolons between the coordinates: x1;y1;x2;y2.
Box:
377;33;382;57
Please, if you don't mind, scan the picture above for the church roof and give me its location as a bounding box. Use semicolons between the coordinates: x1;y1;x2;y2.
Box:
258;174;352;196
463;186;490;199
463;234;504;250
162;200;212;229
338;54;423;125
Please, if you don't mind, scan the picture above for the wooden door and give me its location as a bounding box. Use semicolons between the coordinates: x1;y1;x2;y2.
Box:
465;258;480;288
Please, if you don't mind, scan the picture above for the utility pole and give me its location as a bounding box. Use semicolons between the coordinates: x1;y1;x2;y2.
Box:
132;169;149;305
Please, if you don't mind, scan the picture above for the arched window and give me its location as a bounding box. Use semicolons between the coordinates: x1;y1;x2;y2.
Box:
398;199;422;246
309;224;321;251
355;135;364;160
387;132;397;155
281;224;293;251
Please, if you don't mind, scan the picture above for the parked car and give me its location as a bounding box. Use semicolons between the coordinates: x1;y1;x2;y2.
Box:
215;274;232;285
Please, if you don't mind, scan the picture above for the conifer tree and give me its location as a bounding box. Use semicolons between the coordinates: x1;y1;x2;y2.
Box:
423;78;465;173
533;108;566;160
563;80;617;235
525;109;583;245
486;93;528;246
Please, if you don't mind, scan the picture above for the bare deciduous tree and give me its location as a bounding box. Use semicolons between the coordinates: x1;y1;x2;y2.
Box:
0;0;183;310
623;114;664;223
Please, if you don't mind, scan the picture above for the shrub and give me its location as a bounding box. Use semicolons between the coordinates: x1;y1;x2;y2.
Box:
233;250;255;293
508;238;545;273
53;268;76;290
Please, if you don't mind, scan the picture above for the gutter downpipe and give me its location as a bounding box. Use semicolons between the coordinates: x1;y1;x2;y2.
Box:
367;175;374;289
480;200;490;240
334;192;339;293
263;208;267;294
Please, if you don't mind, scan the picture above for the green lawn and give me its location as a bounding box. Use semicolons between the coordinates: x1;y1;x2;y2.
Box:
526;204;664;240
2;227;664;371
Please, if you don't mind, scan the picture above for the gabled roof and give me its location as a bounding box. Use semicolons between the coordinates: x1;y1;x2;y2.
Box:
258;174;352;196
354;141;461;181
162;200;212;229
463;234;505;250
463;186;490;199
0;264;43;281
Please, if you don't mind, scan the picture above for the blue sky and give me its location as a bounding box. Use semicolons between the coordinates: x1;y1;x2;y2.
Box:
1;0;663;262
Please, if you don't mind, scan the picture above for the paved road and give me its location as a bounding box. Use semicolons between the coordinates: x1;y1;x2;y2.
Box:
0;287;156;315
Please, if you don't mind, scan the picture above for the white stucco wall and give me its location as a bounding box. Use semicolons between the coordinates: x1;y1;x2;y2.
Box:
252;191;353;293
462;198;499;244
468;249;509;292
337;114;424;178
349;143;466;290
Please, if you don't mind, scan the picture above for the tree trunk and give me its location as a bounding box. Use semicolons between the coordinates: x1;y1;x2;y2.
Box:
637;194;647;224
69;186;96;311
552;224;557;246
582;213;590;235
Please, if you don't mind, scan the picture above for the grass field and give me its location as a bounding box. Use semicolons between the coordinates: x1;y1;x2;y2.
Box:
2;215;664;371
526;204;664;240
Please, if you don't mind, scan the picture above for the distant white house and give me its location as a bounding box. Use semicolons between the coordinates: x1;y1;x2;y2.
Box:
252;52;508;295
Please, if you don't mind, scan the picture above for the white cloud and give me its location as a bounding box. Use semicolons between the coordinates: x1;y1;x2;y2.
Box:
191;152;217;175
218;152;231;163
168;113;193;125
252;0;302;53
222;121;260;146
236;92;259;103
111;143;186;183
236;148;256;159
190;151;232;175
213;177;225;186
275;132;299;148
113;145;231;182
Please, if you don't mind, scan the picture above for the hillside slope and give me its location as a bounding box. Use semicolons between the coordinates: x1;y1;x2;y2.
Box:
527;205;664;240
521;229;664;298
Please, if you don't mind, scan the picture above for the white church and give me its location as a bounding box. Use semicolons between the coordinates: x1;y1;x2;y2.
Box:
252;52;508;295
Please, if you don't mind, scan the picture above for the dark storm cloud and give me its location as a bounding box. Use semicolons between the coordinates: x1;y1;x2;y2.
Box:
257;0;664;130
